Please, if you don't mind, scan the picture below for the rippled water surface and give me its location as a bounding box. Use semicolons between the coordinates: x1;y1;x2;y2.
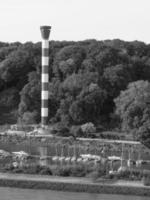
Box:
0;187;149;200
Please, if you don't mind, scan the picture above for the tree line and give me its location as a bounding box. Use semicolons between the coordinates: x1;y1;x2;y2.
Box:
0;39;150;147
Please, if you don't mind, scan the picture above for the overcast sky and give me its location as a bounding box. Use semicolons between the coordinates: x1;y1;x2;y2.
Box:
0;0;150;43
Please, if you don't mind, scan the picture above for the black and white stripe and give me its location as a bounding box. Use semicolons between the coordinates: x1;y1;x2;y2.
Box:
40;26;51;128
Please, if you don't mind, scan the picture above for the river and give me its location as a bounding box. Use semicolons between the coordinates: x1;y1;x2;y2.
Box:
0;187;149;200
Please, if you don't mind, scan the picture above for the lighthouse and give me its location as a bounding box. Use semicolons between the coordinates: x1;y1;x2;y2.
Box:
40;26;51;128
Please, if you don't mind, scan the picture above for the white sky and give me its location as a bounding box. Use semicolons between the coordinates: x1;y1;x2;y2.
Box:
0;0;150;43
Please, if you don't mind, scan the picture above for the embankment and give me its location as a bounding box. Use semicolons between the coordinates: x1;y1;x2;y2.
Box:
0;173;149;196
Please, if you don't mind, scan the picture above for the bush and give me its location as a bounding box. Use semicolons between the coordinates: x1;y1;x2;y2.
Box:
23;165;42;174
81;122;96;138
39;167;52;175
108;169;143;181
0;162;94;177
50;164;88;177
142;170;150;186
87;171;100;181
12;167;23;173
52;123;70;137
98;131;124;140
138;124;150;149
70;125;82;137
50;165;72;177
2;164;53;175
143;176;150;186
70;164;87;177
3;163;14;171
86;162;108;181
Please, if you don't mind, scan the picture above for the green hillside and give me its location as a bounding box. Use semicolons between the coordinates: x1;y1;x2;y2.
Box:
0;39;150;147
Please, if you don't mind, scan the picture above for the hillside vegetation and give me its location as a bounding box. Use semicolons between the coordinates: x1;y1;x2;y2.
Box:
0;39;150;147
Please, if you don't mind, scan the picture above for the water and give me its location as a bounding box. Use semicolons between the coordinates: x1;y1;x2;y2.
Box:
0;187;149;200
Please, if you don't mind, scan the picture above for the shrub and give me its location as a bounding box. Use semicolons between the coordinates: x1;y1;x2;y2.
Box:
143;176;150;186
3;164;52;175
15;165;43;174
12;167;23;173
53;123;70;137
113;169;143;180
3;163;14;171
142;170;150;186
81;122;96;138
50;165;72;177
98;131;123;140
26;165;42;174
86;162;108;181
50;164;89;177
39;166;52;175
87;171;100;181
70;125;82;137
70;164;87;177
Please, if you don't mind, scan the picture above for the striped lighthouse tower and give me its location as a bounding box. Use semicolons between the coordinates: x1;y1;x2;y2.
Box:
40;26;51;128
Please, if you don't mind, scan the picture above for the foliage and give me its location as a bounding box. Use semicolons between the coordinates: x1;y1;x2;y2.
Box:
81;122;96;137
142;170;150;186
114;80;150;135
2;163;93;178
116;169;143;180
18;71;41;123
70;125;82;137
98;131;125;140
0;43;37;89
52;123;70;136
137;123;150;148
0;88;19;108
87;160;108;181
1;39;150;139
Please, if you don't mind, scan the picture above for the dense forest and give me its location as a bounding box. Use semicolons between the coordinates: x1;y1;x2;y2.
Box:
0;39;150;146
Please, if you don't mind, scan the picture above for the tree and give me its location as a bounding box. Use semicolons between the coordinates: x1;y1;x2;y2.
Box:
53;44;86;79
80;58;96;73
20;111;38;125
0;87;19;108
81;122;96;137
114;80;150;133
18;72;41;123
0;45;35;89
137;123;150;149
70;125;82;137
103;64;132;97
62;72;98;97
0;45;18;62
69;84;107;124
0;38;150;132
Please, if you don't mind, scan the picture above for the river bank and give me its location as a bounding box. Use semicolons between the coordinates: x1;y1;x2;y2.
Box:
0;173;149;196
0;187;149;200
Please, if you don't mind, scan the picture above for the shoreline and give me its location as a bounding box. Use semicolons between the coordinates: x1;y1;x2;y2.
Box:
0;173;149;196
